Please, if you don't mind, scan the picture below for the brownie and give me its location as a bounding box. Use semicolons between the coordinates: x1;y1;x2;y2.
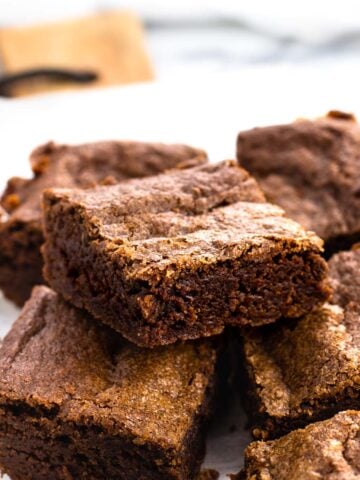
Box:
0;285;220;480
240;249;360;440
237;110;360;255
0;140;207;305
235;411;360;480
42;160;329;347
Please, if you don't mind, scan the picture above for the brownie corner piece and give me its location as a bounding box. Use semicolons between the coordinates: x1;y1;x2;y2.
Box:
236;111;360;254
240;249;360;440
0;285;220;480
43;160;329;347
238;411;360;480
0;140;208;306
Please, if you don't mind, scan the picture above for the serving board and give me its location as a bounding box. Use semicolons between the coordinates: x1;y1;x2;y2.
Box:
0;11;153;97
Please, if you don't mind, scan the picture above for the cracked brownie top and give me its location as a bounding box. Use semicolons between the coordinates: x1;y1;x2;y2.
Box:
42;159;329;346
243;304;359;418
240;411;360;480
0;286;218;450
237;111;360;252
43;160;323;281
2;140;208;223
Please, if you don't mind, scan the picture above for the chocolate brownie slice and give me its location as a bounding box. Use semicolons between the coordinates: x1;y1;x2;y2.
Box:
42;160;329;347
0;140;207;305
0;286;220;480
240;249;360;440
237;111;360;255
235;411;360;480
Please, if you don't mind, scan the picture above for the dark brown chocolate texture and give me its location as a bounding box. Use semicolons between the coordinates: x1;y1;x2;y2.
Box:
0;140;207;305
240;249;360;440
196;468;219;480
0;286;220;480
237;411;360;480
42;160;329;348
237;111;360;255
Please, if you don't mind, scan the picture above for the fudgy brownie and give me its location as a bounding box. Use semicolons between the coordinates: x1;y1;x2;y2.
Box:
237;111;360;255
0;140;207;305
42;160;330;347
0;286;220;480
240;249;360;440
235;411;360;480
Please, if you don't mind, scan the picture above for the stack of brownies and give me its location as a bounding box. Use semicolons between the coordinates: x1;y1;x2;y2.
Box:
0;111;358;480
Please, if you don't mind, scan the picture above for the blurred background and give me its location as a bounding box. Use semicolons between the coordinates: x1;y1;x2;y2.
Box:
2;0;360;91
1;1;360;174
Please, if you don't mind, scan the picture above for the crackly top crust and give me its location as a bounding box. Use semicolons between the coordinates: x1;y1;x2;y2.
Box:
329;247;360;313
242;249;360;426
241;411;360;480
243;304;359;417
43;160;324;282
237;111;360;242
0;286;218;451
1;140;208;224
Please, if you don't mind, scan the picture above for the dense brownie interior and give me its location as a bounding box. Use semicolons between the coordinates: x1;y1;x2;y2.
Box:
42;161;329;347
0;140;207;305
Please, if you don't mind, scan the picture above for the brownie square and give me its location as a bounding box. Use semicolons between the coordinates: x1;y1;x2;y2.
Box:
237;110;360;255
0;140;207;305
235;411;360;480
42;160;329;347
0;286;220;480
240;249;360;440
